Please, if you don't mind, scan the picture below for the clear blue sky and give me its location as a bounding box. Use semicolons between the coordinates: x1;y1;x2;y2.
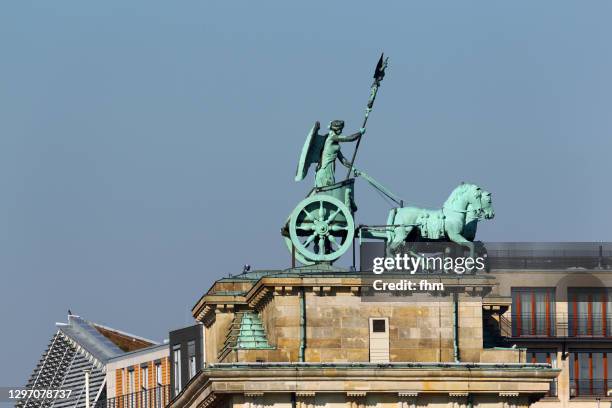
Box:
1;1;611;386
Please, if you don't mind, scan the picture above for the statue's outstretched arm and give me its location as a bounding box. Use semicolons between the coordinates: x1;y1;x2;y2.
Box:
337;128;365;142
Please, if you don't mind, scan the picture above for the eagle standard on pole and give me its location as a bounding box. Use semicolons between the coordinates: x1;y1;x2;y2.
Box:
345;53;389;179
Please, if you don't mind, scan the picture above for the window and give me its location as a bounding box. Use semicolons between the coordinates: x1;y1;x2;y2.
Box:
187;341;196;379
140;365;149;408
511;288;555;336
369;317;389;363
372;319;386;333
128;369;135;408
173;346;182;395
155;363;163;408
568;288;612;337
141;366;149;390
569;351;612;397
527;350;557;396
155;363;162;386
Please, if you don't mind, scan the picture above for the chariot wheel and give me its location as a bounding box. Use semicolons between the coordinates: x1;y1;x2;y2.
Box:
287;195;354;264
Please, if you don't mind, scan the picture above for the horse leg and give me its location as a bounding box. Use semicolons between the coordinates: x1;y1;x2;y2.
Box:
387;226;410;256
447;231;475;259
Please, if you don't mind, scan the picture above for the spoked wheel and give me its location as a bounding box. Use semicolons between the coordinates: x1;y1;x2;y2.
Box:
288;195;354;264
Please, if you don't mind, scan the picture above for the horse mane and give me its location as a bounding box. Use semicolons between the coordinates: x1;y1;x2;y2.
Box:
443;183;477;208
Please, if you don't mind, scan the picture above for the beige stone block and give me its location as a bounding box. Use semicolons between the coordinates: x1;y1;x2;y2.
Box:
340;316;366;328
388;326;399;340
460;348;481;362
394;315;418;327
341;337;367;348
480;348;521;363
346;349;369;362
276;326;300;338
390;339;420;349
305;348;321;362
440;348;456;362
340;327;369;339
439;338;454;349
306;326;334;338
460;317;482;328
408;328;421;338
415;307;432;318
417;338;441;350
439;327;453;339
308;317;339;328
337;306;362;317
391;348;438;362
308;338;342;348
320;348;348;362
459;327;482;340
285;350;298;362
416;327;438;339
277;338;300;348
274;296;298;306
415;316;441;329
273;316;297;327
277;305;299;317
397;328;412;339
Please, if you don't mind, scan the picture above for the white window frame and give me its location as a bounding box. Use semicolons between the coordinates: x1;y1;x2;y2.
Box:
173;346;182;394
155;363;163;386
187;341;196;379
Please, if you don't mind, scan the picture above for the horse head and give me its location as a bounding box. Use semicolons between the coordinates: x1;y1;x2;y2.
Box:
444;183;484;215
480;191;495;220
467;190;495;221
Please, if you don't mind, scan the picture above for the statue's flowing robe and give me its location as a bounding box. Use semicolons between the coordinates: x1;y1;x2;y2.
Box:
315;134;339;187
314;130;361;187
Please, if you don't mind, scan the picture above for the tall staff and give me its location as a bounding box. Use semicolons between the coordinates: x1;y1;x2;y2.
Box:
345;53;389;179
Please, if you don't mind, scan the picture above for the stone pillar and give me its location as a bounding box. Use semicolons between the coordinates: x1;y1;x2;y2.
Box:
448;392;468;408
397;392;418;408
556;299;568;337
346;392;366;408
244;392;264;408
499;392;523;408
296;392;315;408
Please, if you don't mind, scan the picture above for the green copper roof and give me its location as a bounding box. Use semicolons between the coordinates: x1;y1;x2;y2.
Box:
219;311;274;359
235;312;274;349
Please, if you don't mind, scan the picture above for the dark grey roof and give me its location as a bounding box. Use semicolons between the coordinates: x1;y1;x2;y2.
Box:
57;315;124;363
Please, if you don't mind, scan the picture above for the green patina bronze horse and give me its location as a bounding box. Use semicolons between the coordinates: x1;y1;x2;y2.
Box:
464;190;494;241
386;183;495;257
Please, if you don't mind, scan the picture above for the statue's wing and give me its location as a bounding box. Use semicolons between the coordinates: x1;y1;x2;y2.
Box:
295;121;324;181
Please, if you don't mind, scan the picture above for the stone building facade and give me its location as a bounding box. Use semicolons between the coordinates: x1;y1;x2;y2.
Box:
169;267;559;408
488;269;612;408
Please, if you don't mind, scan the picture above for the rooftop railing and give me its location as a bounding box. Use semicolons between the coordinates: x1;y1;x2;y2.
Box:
570;379;610;398
506;313;612;338
95;385;170;408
